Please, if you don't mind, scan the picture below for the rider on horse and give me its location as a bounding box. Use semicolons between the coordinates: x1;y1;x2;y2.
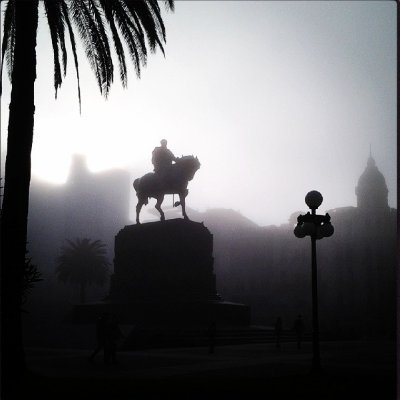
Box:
152;139;176;182
134;148;200;223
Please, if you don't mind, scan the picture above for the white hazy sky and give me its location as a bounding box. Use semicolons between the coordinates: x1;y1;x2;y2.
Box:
1;1;396;226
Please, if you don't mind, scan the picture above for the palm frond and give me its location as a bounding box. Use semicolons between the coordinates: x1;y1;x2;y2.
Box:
58;11;68;75
110;0;146;78
98;0;127;86
164;0;174;12
0;0;16;91
86;0;114;91
70;0;113;97
124;0;164;55
146;0;167;43
61;0;82;112
69;0;102;93
44;0;64;97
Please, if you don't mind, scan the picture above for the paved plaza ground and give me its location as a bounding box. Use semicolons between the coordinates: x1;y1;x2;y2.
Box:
23;340;396;399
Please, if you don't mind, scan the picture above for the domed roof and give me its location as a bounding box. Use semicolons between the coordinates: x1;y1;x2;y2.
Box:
355;156;388;210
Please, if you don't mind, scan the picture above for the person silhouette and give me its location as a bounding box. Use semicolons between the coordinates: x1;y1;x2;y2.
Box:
274;317;283;349
88;313;107;363
104;313;123;365
293;315;305;349
152;139;176;179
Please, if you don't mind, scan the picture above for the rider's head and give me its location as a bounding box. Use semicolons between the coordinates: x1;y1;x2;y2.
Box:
160;139;167;148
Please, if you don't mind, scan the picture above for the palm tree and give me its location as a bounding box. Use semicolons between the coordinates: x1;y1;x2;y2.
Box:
56;238;110;304
0;0;174;393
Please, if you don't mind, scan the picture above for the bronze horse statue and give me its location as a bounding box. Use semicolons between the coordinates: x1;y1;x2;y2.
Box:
133;155;200;224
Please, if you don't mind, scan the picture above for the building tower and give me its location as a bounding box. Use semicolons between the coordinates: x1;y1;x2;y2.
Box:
355;155;389;212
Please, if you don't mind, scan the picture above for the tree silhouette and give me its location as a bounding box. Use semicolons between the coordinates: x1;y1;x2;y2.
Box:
56;238;110;304
22;249;42;308
0;0;174;394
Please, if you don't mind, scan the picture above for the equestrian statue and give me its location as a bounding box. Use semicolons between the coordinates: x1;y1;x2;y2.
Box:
133;139;201;224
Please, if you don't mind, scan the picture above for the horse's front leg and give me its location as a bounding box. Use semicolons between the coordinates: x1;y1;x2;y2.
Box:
136;197;145;224
155;195;165;221
179;189;189;220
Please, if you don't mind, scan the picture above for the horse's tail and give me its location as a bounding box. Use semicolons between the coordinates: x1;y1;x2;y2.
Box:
133;178;149;205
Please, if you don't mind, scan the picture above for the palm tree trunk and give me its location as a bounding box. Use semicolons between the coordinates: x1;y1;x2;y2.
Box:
1;0;39;395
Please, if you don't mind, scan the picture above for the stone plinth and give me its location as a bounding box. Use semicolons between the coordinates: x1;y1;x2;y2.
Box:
110;219;218;301
74;219;250;327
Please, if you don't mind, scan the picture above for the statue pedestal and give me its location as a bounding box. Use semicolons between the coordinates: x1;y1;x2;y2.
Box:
111;219;219;302
74;219;250;327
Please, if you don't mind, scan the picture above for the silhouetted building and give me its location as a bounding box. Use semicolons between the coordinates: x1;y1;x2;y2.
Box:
195;155;396;338
27;155;131;303
319;155;396;337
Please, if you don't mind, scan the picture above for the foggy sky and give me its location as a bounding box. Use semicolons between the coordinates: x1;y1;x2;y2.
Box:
0;1;396;226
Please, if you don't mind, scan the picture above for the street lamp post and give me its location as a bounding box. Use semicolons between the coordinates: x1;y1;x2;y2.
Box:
293;190;334;372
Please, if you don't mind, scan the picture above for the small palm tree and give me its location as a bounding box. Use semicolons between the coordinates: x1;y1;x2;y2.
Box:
56;238;110;303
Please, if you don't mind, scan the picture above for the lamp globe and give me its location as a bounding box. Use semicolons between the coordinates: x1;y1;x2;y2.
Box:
305;191;323;210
